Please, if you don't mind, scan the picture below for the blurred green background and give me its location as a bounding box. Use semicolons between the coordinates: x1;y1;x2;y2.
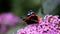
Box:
0;0;60;34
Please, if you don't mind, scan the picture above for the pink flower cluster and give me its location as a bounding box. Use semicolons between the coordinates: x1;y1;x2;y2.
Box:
0;13;19;25
16;15;60;34
0;13;19;34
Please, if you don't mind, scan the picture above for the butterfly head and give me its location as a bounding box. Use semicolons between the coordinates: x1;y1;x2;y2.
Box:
28;10;35;15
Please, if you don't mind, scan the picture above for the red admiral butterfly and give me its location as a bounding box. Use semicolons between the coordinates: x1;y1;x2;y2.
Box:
23;10;40;25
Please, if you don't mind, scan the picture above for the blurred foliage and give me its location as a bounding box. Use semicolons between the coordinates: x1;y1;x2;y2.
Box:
11;0;41;16
51;5;60;16
0;0;60;16
0;0;12;13
42;0;60;14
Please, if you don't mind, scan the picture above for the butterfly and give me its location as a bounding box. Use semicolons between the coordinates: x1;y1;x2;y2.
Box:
23;10;40;25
